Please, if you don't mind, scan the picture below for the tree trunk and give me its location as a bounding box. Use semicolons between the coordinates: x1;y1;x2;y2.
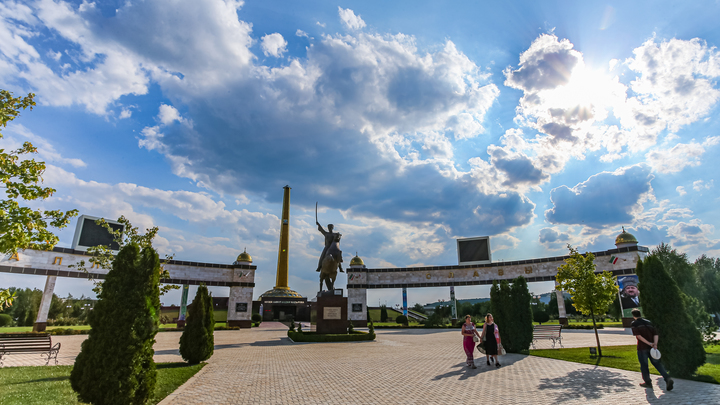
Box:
590;308;602;357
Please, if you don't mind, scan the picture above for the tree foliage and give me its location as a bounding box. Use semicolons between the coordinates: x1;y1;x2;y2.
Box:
180;284;215;364
637;255;706;378
490;277;534;353
0;90;78;254
555;246;618;356
70;242;161;405
380;305;388;322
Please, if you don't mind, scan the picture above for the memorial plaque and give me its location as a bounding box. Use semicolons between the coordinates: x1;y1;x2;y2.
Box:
235;302;248;312
352;303;363;312
323;307;341;320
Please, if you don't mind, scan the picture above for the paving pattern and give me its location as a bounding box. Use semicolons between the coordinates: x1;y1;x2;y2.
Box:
4;324;720;404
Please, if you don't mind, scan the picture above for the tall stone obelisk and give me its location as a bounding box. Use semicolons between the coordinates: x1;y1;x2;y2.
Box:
275;185;291;291
260;185;302;299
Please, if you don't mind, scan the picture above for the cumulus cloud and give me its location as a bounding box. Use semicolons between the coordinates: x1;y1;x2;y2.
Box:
646;136;720;173
676;186;687;196
538;227;570;247
693;179;713;191
261;33;287;57
545;164;654;227
338;7;366;31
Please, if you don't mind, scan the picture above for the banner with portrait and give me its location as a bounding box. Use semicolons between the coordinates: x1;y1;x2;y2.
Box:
617;275;641;317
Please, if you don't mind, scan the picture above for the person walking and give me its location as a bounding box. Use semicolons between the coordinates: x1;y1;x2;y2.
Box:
481;313;502;367
461;315;481;369
631;309;674;391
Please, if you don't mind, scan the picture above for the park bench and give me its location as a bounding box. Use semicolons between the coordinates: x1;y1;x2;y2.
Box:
531;324;563;349
0;333;61;367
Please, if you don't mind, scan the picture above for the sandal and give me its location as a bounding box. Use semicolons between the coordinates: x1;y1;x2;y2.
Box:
496;362;501;368
487;360;491;366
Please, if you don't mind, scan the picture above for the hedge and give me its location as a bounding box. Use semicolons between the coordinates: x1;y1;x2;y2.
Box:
287;331;375;342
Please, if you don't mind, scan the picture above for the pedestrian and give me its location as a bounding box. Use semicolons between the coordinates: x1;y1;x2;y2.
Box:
631;309;674;391
461;314;481;369
481;313;502;367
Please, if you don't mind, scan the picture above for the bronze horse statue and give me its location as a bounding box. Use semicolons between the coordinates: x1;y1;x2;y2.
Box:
319;233;343;292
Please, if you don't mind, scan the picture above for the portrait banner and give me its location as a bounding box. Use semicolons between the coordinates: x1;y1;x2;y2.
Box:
617;275;641;317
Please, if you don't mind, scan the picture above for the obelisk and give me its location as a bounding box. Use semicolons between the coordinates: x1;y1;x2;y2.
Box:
260;185;302;298
275;185;291;290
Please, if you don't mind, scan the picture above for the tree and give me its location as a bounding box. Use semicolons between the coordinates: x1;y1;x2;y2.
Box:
1;89;78;314
490;280;513;349
533;310;550;324
70;241;161;405
179;285;215;364
411;303;426;314
637;255;706;377
652;243;698;297
555;246;618;356
507;276;534;352
380;305;388;322
695;255;720;314
395;314;408;326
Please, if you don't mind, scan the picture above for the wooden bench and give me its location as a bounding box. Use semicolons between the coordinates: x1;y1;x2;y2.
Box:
532;324;563;349
0;333;61;367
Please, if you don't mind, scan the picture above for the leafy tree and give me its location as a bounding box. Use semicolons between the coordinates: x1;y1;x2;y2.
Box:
179;285;215;364
0;289;15;309
652;243;698;297
607;295;622;321
1;90;78;313
695;255;720;314
490;280;513;349
411;303;426;314
70;241;162;405
555;246;618;356
637;255;706;377
380;305;388;322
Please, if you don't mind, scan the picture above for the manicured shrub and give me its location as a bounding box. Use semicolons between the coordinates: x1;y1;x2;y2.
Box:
380;305;388;322
395;315;408;325
0;313;12;326
179;285;215;364
70;242;161;405
251;313;262;323
637;255;706;378
288;318;296;332
508;276;534;352
533;310;550;324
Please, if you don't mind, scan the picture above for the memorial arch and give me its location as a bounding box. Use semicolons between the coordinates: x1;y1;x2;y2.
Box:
347;230;647;327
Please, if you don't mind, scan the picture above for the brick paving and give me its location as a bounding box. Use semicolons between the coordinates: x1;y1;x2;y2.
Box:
4;323;720;404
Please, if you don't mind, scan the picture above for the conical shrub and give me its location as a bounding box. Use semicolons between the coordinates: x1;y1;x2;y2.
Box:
70;243;161;405
637;255;705;377
179;285;214;364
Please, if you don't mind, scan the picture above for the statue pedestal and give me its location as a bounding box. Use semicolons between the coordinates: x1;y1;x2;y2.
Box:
316;292;348;334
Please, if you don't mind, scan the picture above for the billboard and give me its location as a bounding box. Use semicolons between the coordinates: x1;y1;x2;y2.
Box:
71;215;124;252
617;275;641;317
456;236;492;265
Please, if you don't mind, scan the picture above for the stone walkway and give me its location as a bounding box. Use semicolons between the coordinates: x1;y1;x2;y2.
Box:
4;324;720;404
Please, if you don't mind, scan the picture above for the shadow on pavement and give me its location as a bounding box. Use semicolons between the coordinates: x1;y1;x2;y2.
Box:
537;367;634;402
433;356;523;381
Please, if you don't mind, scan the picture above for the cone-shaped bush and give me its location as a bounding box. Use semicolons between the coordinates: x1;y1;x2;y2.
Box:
179;285;214;364
637;255;706;377
70;243;161;405
508;276;534;352
490;280;512;348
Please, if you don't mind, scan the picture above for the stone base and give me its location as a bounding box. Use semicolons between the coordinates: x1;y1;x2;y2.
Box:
227;320;252;328
316;295;348;334
622;317;634;327
558;317;569;326
33;322;47;332
176;320;186;328
350;320;367;327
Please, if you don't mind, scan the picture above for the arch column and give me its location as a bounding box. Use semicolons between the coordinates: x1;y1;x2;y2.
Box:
34;276;57;332
554;281;568;326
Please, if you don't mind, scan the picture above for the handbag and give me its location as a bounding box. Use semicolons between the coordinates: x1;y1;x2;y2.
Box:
476;343;486;354
473;335;479;343
499;343;507;356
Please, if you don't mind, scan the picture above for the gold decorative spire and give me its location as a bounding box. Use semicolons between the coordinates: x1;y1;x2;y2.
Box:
275;185;291;290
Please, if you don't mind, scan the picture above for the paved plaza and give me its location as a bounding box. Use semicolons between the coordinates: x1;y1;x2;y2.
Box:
4;323;720;404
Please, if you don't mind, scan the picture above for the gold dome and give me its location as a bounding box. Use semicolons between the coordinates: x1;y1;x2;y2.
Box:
350;253;364;266
260;287;303;298
235;248;252;263
615;227;638;245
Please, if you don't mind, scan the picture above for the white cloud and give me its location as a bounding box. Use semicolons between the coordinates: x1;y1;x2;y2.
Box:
157;104;181;125
295;29;308;38
693;179;713;191
645;136;720;173
261;33;287;57
338;7;366;31
119;106;133;119
676;186;686;196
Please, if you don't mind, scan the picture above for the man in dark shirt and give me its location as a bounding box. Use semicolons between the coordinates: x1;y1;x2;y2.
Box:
631;309;674;390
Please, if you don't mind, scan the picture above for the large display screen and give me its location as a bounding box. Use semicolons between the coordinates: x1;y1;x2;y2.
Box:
457;237;492;265
72;215;124;251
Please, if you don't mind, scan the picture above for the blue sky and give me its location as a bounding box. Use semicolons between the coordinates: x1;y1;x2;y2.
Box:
2;0;719;308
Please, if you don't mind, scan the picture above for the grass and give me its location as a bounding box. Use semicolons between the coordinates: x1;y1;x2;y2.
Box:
1;323;230;333
0;362;205;405
529;344;720;384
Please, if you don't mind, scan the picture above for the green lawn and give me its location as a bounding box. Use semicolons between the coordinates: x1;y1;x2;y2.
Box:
529;344;720;384
0;362;204;405
1;323;230;333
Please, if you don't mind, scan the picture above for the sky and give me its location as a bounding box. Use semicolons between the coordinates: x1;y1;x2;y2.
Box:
1;0;720;308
